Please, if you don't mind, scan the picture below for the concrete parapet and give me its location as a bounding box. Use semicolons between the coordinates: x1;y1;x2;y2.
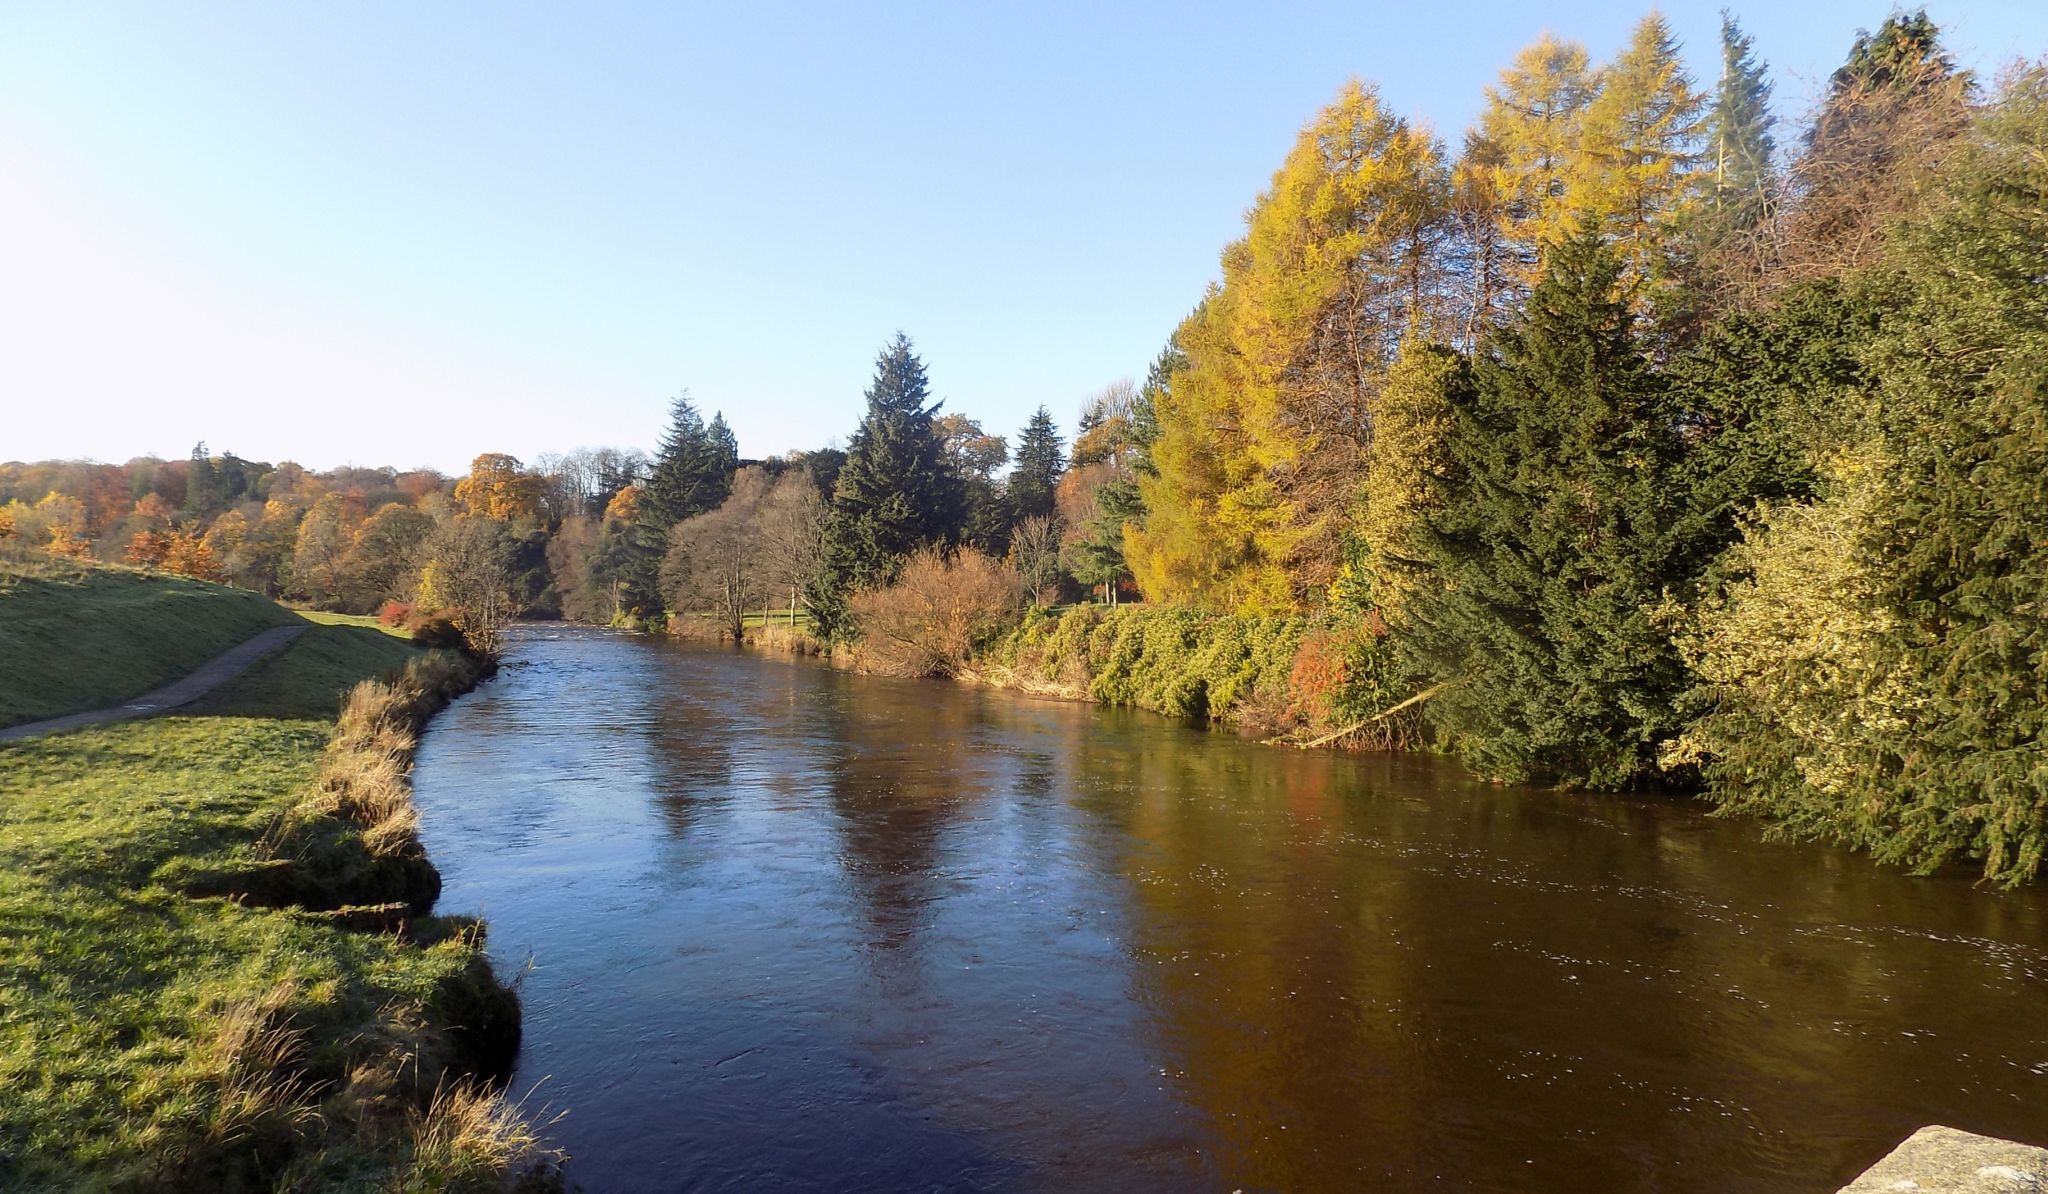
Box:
1840;1126;2048;1193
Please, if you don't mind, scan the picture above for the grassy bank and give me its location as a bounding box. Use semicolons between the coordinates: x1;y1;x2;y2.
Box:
0;565;550;1190
0;555;301;728
982;604;1427;749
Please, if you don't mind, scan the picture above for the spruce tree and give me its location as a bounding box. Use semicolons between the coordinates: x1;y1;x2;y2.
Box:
808;334;965;636
1704;12;1776;230
643;395;733;531
1406;221;1696;788
706;412;739;487
1008;407;1064;523
184;442;224;521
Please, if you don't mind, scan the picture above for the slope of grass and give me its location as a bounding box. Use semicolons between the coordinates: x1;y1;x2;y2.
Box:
0;575;547;1190
0;558;299;728
192;618;419;721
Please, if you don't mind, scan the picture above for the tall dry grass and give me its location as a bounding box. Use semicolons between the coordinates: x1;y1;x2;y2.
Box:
135;982;321;1189
392;1079;563;1193
267;653;477;868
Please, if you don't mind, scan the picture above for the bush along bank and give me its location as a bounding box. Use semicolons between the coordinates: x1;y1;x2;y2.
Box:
0;642;560;1192
979;604;1430;752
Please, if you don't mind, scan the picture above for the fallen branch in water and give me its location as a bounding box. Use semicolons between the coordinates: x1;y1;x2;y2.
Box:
1289;681;1450;750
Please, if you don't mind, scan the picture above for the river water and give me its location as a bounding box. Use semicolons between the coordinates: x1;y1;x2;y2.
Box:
411;625;2048;1193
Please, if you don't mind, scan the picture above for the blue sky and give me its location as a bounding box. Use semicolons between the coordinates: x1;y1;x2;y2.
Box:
3;2;2044;474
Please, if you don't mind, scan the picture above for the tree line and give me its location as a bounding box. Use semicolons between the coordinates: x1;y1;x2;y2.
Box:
1116;9;2048;884
7;9;2046;882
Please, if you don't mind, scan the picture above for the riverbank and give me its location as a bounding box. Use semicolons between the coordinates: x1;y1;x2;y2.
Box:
0;563;556;1190
730;601;1430;752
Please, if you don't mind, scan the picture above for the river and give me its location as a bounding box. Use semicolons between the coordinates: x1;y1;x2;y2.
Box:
411;625;2048;1192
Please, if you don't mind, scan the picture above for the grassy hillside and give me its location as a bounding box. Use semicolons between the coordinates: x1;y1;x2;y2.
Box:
0;566;548;1189
0;556;301;727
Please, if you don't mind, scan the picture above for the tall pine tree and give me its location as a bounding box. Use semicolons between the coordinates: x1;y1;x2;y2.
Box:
808;334;965;636
706;412;739;482
1677;11;1780;316
644;395;733;531
1704;12;1776;230
184;442;225;522
1008;407;1064;523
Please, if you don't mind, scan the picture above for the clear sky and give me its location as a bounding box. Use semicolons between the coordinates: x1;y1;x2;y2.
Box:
3;2;2044;474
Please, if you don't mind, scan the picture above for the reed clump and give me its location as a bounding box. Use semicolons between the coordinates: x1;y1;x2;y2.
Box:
396;1078;565;1194
236;652;482;915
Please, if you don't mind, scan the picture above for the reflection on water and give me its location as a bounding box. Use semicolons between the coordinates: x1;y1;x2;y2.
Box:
412;625;2048;1193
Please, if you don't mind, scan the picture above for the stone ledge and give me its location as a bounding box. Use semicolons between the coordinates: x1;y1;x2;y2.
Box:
1840;1126;2048;1193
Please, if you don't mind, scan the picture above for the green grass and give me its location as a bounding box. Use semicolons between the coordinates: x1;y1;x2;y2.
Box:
0;560;300;728
192;620;422;721
0;718;483;1184
0;562;534;1190
739;609;815;628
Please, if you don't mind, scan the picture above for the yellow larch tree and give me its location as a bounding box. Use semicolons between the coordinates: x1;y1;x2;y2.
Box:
1128;80;1450;612
1569;12;1705;296
1470;33;1599;288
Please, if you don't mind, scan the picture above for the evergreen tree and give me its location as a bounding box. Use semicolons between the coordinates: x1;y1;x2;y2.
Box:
706;412;739;483
643;395;732;531
1063;478;1143;605
1676;11;1780;318
184;442;225;521
1859;70;2048;881
1008;407;1064;522
1129;338;1180;472
1406;222;1698;787
808;334;964;636
590;455;641;519
936;413;1012;555
1704;11;1776;229
1829;9;1955;97
1671;67;2048;885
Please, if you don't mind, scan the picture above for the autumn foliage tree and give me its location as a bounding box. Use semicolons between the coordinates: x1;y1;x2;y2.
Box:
1129;80;1451;612
453;453;544;522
